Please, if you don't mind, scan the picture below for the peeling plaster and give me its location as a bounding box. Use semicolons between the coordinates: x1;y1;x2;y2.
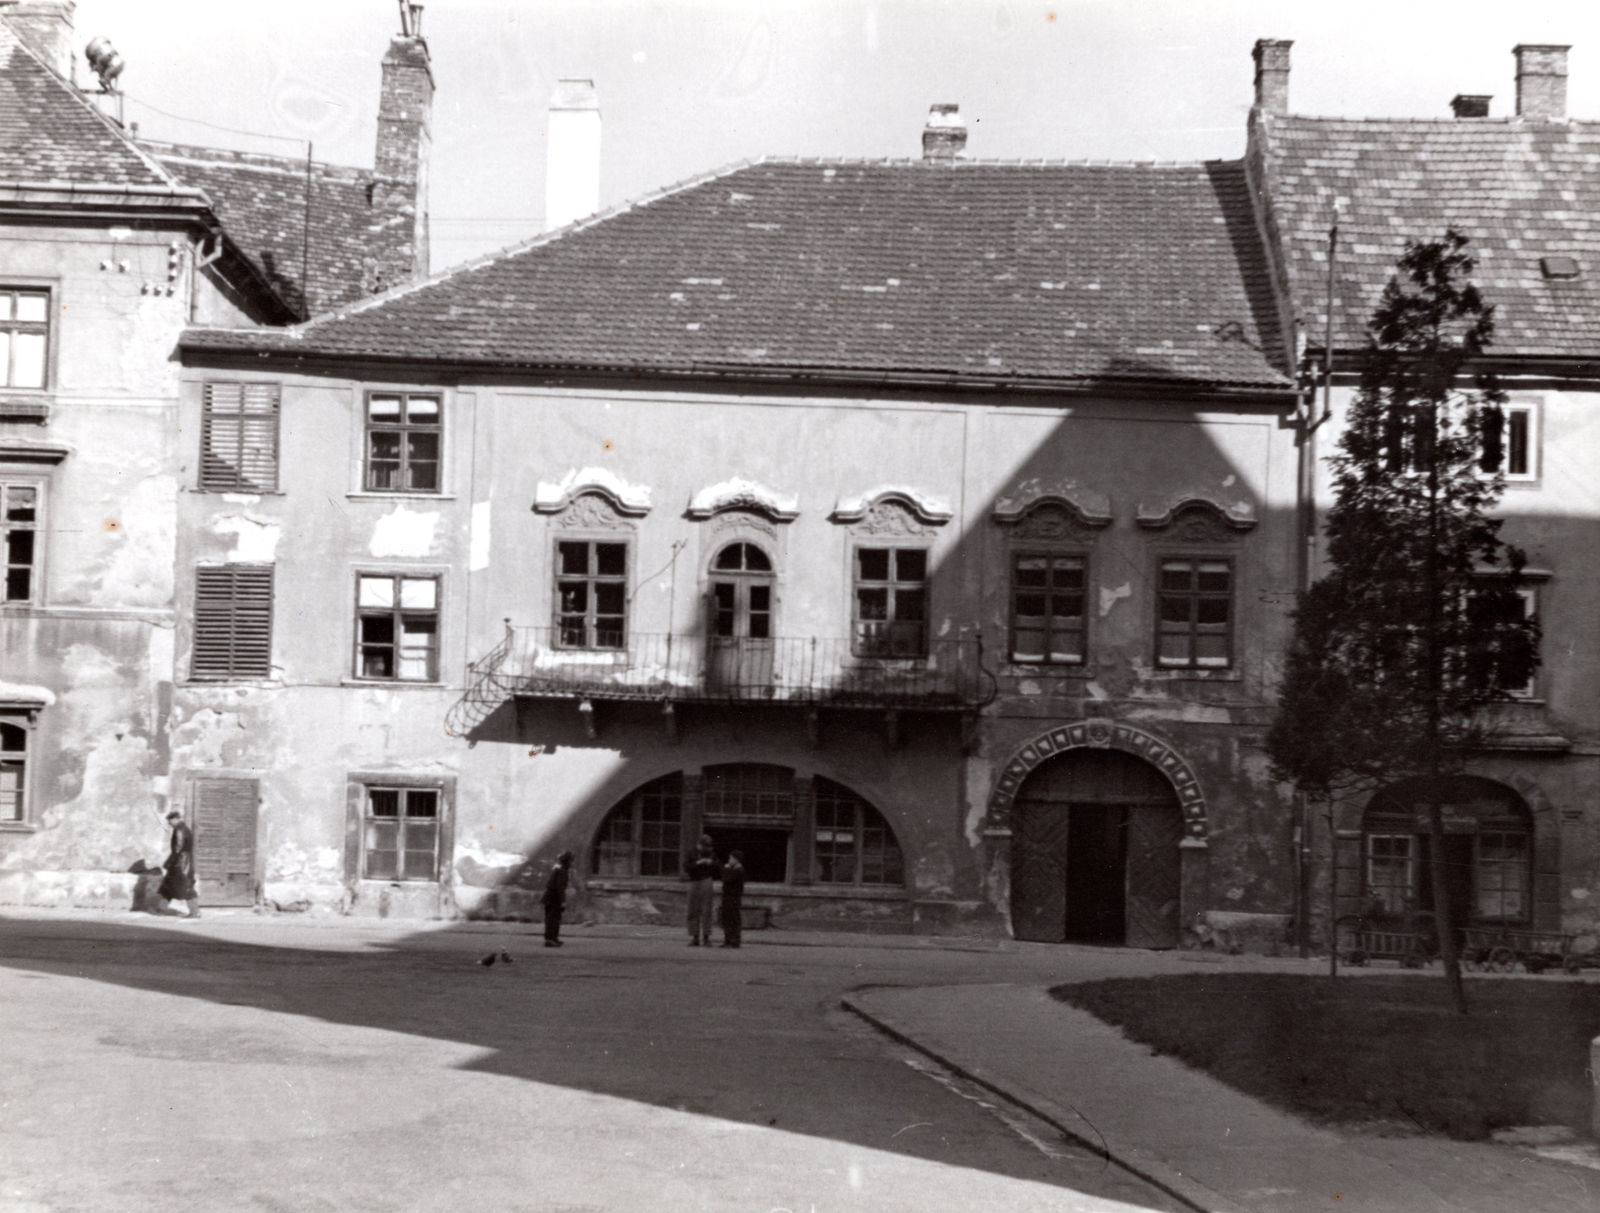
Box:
1099;582;1131;616
1126;702;1233;725
963;758;992;847
913;846;955;896
267;841;342;883
370;504;440;558
213;514;280;562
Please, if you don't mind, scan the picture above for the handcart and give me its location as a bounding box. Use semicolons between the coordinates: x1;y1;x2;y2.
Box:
1335;915;1436;969
1459;925;1594;975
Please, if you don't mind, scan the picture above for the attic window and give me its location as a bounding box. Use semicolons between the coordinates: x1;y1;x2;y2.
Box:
1540;256;1580;280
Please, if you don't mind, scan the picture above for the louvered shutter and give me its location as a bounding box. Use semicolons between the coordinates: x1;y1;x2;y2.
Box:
201;382;280;492
192;564;274;679
193;778;258;905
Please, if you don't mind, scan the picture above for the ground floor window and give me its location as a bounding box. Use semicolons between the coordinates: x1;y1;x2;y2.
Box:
0;711;29;822
592;774;683;877
1475;831;1529;921
363;786;440;880
1365;834;1414;914
813;776;903;885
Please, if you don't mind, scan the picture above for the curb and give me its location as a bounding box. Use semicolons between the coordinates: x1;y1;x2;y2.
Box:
841;994;1246;1213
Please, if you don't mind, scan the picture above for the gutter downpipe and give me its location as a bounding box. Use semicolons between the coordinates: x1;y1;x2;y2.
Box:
1295;216;1338;958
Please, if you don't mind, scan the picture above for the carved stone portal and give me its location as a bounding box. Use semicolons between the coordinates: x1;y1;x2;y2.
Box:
849;500;937;537
552;492;633;531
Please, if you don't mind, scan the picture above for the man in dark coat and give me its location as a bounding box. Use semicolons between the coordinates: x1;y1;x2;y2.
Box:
685;834;717;946
541;851;574;947
719;849;746;949
155;809;200;918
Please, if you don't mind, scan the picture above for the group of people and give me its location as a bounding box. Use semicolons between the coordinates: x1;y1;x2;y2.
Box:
540;834;746;948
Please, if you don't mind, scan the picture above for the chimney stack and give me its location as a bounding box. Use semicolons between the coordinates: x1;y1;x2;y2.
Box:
0;0;75;81
1252;39;1293;116
546;79;601;231
368;29;434;292
921;104;966;160
1514;44;1569;120
1451;94;1491;119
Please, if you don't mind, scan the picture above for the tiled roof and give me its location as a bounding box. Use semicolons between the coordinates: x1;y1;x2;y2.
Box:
142;142;383;317
1259;114;1600;358
182;158;1293;392
0;22;175;188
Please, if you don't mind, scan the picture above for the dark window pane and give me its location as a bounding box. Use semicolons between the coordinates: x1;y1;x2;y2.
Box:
743;545;772;572
895;549;927;582
558;542;589;575
1197;567;1231;594
405;460;439;492
558;582;589;614
1159;595;1192;624
595;544;626;576
595;583;625;614
858;549;889;581
0;723;24;752
369;789;400;817
748;584;770;612
368;431;402;461
1052;593;1085;622
4;568;28;601
857;586;888;620
1196;598;1230;626
1507;410;1530;476
1015;593;1047;619
361;648;394;678
360;615;396;644
714;545;742;570
894;588;926;622
406;790;438;818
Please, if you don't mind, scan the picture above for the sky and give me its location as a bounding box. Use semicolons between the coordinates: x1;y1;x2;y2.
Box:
65;0;1600;271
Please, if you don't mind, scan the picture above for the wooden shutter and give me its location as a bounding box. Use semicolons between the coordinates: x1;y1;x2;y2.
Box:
193;778;258;905
192;564;274;679
201;382;280;492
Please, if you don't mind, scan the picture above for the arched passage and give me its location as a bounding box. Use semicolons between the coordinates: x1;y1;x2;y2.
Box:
1010;748;1183;947
1358;776;1539;929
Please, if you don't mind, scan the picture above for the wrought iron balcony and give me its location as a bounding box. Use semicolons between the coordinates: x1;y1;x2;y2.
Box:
448;625;993;735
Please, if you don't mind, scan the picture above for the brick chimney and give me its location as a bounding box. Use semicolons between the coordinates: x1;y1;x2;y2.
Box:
1252;39;1292;116
922;104;966;160
0;0;75;81
368;32;434;291
546;79;601;231
1451;94;1491;119
1514;44;1569;120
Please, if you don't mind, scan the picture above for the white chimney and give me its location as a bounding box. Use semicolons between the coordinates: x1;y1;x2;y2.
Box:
546;79;601;231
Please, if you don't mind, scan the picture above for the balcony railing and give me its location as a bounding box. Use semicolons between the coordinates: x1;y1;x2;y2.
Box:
447;625;993;735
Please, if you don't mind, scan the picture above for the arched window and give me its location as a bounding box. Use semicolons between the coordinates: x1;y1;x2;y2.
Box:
592;773;683;877
814;777;904;886
709;542;774;639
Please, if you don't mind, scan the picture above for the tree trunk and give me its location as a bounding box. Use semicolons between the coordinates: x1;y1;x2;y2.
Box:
1424;794;1467;1014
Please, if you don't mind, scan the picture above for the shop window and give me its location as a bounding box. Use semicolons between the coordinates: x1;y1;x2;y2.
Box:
591;774;683;877
1010;553;1085;664
364;393;441;492
356;574;439;681
2;481;39;603
191;564;274;680
200;382;280;492
854;546;927;657
556;540;628;648
1365;834;1414;914
1;288;48;389
362;786;439;881
1157;559;1232;668
813;777;904;886
0;713;29;822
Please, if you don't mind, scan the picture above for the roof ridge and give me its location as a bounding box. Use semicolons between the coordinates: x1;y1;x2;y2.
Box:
140;139;370;182
0;20;190;194
753;155;1235;169
1276;112;1600;128
278;158;766;330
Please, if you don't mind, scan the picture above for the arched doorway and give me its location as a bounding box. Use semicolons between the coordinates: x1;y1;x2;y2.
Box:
1011;748;1183;947
1360;777;1534;929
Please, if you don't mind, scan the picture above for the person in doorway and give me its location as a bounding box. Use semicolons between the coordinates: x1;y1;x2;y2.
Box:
155;809;200;918
685;835;717;946
541;851;574;947
719;849;746;949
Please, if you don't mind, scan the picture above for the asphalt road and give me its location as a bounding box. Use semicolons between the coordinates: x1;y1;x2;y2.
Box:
0;912;1188;1213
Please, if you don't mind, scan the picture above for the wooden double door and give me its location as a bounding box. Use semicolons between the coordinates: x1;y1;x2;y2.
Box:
1011;750;1183;948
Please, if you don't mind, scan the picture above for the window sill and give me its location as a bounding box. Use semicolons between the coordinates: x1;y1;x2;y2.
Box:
0;394;51;422
182;678;284;689
188;488;286;497
587;877;907;901
0;821;38;834
346;491;458;501
1142;667;1242;682
341;678;447;690
1003;663;1093;677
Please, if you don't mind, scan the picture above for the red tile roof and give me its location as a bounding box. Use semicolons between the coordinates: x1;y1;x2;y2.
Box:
1258;114;1600;359
142;142;386;317
181;158;1293;393
0;22;175;188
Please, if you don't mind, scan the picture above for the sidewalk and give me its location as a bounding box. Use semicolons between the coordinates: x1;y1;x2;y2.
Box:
844;983;1600;1213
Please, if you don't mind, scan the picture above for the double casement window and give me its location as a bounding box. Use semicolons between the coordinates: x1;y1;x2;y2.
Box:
853;547;927;657
1010;553;1086;664
1;288;48;389
200;382;280;492
710;543;773;639
1475;831;1530;921
556;540;627;649
361;786;440;880
1480;402;1538;481
2;482;39;603
0;711;30;823
364;393;441;492
1157;559;1233;669
356;574;440;681
191;564;274;680
1365;834;1414;914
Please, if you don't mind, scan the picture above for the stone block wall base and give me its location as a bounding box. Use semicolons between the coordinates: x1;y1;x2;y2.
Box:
1191;910;1293;955
343;880;447;920
0;869;142;910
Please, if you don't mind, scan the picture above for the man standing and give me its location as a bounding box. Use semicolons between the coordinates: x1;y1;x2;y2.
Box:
542;850;574;947
719;849;746;949
155;809;200;918
685;835;717;946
